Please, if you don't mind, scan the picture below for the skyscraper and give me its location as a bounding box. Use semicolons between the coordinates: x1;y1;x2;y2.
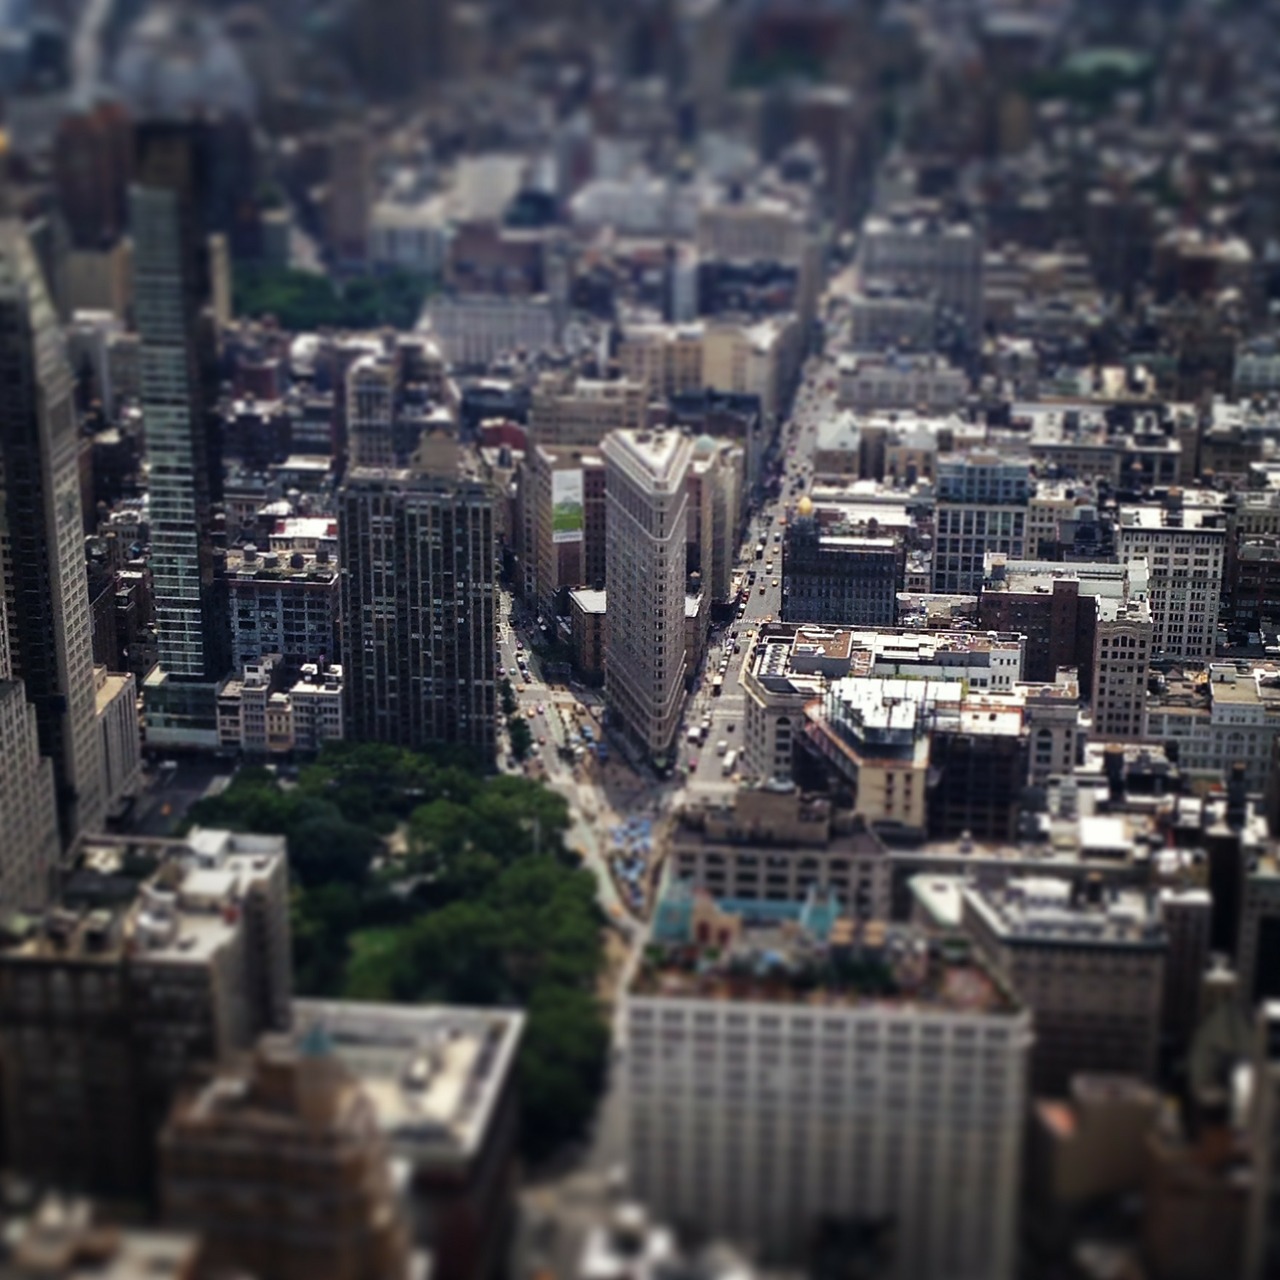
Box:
603;427;692;762
130;121;228;682
0;213;107;847
0;594;60;908
338;462;496;754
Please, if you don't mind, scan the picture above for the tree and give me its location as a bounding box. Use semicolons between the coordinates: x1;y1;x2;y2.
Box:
518;985;610;1160
508;716;533;760
500;678;518;718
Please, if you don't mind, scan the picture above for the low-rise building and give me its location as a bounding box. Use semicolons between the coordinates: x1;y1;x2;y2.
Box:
217;658;344;756
1145;662;1280;790
835;351;968;413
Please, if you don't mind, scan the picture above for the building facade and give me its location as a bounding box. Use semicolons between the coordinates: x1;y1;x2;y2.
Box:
131;122;227;681
0;828;292;1200
226;544;340;670
603;428;692;762
782;518;903;627
338;467;496;755
962;877;1166;1094
1116;498;1226;664
627;895;1029;1278
0;214;107;848
933;453;1030;595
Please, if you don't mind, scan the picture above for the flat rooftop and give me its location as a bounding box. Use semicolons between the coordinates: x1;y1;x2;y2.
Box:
634;917;1019;1016
0;829;285;969
292;1001;524;1165
964;877;1166;948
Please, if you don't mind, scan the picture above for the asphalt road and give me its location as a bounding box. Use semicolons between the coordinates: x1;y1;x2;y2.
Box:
678;361;839;801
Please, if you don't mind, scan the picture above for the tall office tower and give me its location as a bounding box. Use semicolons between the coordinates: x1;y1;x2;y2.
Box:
603;427;692;763
338;465;496;754
161;1036;415;1280
0;598;60;908
355;0;450;100
0;215;107;847
0;828;292;1200
962;877;1166;1094
933;451;1030;595
1245;1002;1280;1280
1116;493;1226;663
1238;848;1280;1006
627;892;1030;1278
328;123;373;268
345;351;397;467
131;121;228;681
53;99;133;249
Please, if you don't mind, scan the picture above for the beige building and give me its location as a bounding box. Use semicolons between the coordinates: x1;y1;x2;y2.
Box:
1092;593;1154;740
702;315;802;423
62;239;133;319
95;664;142;809
617;322;705;399
291;1001;525;1280
1116;496;1227;663
217;658;345;756
687;438;742;605
603;428;692;761
162;1036;416;1280
962;877;1166;1094
528;371;647;446
522;442;605;618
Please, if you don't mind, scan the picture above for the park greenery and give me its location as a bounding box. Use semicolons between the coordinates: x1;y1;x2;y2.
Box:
186;741;609;1160
232;265;433;331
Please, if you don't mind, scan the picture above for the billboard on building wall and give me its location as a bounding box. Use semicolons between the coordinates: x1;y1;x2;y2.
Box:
552;468;584;544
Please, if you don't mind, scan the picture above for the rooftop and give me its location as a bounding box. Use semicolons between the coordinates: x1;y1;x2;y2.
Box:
291;1001;524;1165
635;889;1018;1015
0;829;285;969
964;877;1166;948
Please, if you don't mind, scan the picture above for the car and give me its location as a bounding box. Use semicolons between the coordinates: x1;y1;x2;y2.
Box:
508;667;518;678
538;735;546;745
517;683;527;692
536;702;545;714
772;579;779;588
526;707;536;719
515;640;524;651
688;756;698;769
727;722;736;731
759;585;766;594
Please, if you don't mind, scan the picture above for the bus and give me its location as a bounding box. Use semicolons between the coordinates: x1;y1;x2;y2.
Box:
721;749;738;776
